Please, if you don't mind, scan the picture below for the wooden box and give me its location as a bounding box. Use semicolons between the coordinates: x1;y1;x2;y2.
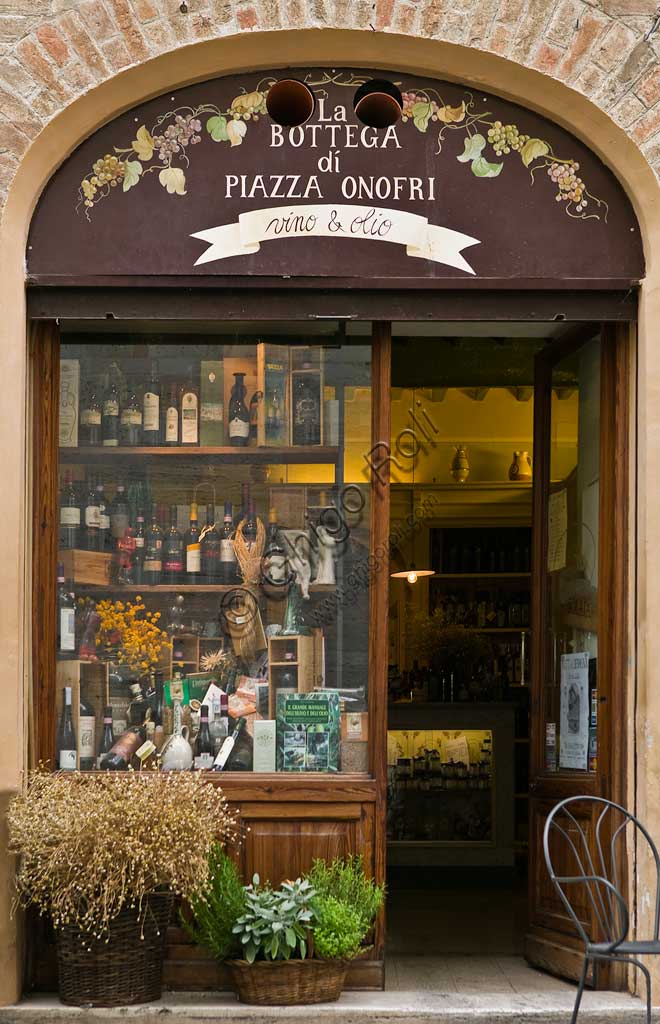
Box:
55;660;109;768
59;548;113;586
257;342;290;446
267;630;324;718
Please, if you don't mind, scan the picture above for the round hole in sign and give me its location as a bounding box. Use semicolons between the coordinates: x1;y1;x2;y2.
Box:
353;79;403;129
266;79;316;127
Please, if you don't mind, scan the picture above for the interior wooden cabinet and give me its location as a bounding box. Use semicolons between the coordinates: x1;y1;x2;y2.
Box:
28;318;392;992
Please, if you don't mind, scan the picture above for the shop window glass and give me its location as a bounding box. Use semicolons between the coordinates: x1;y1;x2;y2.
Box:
55;328;372;774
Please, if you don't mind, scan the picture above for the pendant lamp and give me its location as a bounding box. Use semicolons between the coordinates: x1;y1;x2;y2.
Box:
391;388;434;584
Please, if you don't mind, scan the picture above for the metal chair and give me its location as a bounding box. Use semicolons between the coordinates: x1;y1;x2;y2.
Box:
544;795;660;1024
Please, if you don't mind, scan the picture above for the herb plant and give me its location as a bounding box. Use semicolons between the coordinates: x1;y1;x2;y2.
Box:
312;895;363;960
232;876;316;963
183;844;246;960
307;855;385;936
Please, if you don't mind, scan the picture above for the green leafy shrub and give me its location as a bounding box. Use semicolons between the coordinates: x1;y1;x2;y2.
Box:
313;895;363;960
232;876;316;963
307;855;385;936
183;844;246;960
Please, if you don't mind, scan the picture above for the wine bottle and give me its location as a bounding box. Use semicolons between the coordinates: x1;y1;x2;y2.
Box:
142;361;161;446
60;470;80;550
143;504;163;585
80;377;102;447
56;686;77;770
109;481;130;541
83;474;100;552
243;499;257;549
120;378;142;446
57;563;76;653
79;696;96;771
185;502;201;583
96;480;110;553
99;725;146;770
201;503;221;582
134;508;146;585
96;706;115;768
181;371;199;446
102;373;120;448
219;502;238;584
151;671;165;727
194;704;214;770
228;372;249;447
248;389;262;446
165;383;179;446
163;505;184;584
212;717;246;771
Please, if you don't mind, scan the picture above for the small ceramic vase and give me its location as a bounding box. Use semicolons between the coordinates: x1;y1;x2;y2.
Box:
508;450;533;482
451;445;470;484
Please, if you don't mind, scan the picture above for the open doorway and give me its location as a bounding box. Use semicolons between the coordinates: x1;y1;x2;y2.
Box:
384;322;599;993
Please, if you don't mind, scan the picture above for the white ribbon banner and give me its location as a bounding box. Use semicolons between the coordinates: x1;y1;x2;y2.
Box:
191;203;480;275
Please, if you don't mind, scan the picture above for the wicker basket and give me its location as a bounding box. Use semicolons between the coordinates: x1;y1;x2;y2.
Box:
55;892;174;1007
227;958;348;1005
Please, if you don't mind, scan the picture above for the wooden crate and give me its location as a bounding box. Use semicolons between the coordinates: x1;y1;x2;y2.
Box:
55;660;109;768
59;548;113;586
267;630;324;718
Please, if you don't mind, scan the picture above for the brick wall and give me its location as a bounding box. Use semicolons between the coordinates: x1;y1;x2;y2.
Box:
2;0;660;210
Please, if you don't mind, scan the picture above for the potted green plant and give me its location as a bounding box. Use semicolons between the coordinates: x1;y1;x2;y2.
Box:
185;851;384;1005
8;768;238;1007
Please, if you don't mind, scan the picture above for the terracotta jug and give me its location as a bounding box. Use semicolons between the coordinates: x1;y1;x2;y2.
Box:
508;450;532;482
451;445;470;484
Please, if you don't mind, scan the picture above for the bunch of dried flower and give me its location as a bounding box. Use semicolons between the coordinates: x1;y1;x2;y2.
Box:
8;768;239;942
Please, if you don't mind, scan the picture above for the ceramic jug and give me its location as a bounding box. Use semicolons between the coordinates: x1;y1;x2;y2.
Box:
508;450;532;482
160;699;193;771
451;445;470;484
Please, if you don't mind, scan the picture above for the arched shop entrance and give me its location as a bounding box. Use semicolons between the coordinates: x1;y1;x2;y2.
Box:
22;64;640;993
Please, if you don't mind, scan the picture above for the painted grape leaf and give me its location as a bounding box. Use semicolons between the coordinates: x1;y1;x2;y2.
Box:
122;160;143;192
227;119;248;146
411;101;433;132
457;133;486;163
158;166;187;195
436;101;466;124
131;125;154;161
206;115;229;142
471;155;504;177
520;137;550;167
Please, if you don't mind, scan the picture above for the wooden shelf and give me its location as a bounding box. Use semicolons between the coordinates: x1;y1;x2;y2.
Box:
431;573;531;580
462;627;530;634
71;582;335;593
59;445;339;464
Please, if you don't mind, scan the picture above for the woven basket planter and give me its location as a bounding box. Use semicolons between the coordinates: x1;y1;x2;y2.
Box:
55;892;174;1007
226;958;348;1005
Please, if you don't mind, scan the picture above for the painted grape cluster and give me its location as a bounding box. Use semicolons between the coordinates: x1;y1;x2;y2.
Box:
76;73;606;225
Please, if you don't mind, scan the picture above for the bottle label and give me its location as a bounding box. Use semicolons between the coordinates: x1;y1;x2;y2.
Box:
181;394;198;443
58;749;77;770
85;504;100;527
109;731;142;761
164;556;183;572
121;409;142;426
135;536;145;549
111;513;130;539
99;512;110;530
220;539;236;563
103;437;119;447
79;717;96;759
166;407;178;442
229;417;249;439
60;507;80;527
186;544;201;573
103;399;119;417
143;392;159;432
143;557;162;572
60;609;75;652
194;752;214;770
81;409;101;426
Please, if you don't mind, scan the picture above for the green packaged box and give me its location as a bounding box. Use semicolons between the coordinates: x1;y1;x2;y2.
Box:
276;691;340;772
200;360;224;445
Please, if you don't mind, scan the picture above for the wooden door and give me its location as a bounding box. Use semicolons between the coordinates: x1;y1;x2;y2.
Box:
525;324;630;985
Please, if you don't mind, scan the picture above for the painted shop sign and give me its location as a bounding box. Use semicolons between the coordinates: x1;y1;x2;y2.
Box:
27;68;643;284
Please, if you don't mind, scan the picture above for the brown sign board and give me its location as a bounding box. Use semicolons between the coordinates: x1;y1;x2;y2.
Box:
27;68;643;286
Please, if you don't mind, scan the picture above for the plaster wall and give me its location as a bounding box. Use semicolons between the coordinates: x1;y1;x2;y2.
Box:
0;18;658;1007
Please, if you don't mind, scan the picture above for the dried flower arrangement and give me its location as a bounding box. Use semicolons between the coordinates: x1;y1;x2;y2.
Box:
95;597;171;674
8;768;239;941
233;517;266;586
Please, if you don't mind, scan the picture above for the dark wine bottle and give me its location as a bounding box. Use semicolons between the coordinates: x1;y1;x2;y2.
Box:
109;481;130;542
83;473;100;552
56;686;77;770
201;503;221;582
194;704;214;770
102;373;120;448
212;717;246;771
180;369;199;446
248;389;262;446
165;383;179;446
184;502;201;583
228;372;249;447
243;498;257;547
99;725;146;770
143;504;163;585
120;378;142;446
219;502;238;584
134;508;146;585
151;671;165;727
80;377;102;446
60;470;80;550
96;706;115;768
143;361;161;446
57;563;76;654
163;505;184;584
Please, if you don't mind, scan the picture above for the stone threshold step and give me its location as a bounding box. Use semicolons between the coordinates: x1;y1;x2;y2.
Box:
0;992;652;1024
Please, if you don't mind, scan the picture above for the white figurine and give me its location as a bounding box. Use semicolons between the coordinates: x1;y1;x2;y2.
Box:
314;524;336;585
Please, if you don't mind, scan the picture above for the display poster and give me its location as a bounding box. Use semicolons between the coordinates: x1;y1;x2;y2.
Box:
547;488;568;572
559;651;590;771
